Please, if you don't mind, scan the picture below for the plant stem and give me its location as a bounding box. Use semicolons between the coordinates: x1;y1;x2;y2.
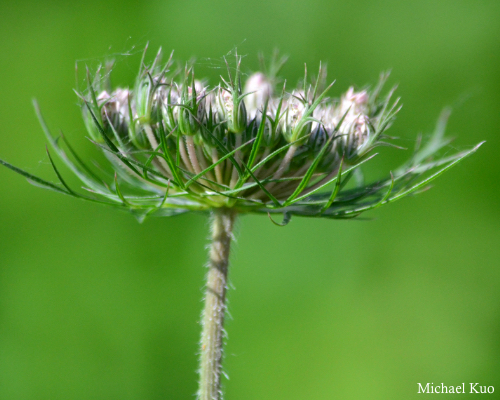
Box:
198;208;236;400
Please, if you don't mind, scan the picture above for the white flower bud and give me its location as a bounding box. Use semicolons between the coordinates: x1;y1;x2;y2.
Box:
334;87;370;159
243;72;273;119
98;89;130;135
157;84;180;131
217;87;247;134
283;92;307;142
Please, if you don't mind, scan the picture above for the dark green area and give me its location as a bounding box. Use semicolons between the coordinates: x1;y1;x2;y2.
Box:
0;0;498;399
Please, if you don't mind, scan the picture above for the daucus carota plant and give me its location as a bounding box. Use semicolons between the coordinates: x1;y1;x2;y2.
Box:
0;47;483;400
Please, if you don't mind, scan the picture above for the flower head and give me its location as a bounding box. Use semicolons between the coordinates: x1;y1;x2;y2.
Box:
0;49;482;223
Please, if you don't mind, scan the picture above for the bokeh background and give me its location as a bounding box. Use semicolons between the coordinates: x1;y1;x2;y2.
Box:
0;0;499;399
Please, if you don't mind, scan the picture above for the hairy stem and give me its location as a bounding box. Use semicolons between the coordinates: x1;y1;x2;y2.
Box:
198;208;236;400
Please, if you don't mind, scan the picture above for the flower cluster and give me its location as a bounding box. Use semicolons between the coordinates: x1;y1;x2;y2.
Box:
0;49;481;223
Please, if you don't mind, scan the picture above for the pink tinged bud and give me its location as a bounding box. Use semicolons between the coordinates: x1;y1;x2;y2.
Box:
338;88;369;131
339;87;368;117
344;87;369;105
83;89;130;144
102;90;129;130
244;72;273;119
326;88;371;160
340;114;370;160
113;89;131;117
108;89;133;139
97;91;110;102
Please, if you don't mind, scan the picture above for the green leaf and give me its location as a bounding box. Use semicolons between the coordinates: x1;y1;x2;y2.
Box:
91;141;171;188
45;146;75;195
245;99;268;171
267;211;292;226
60;133;103;183
287;154;378;205
410;108;453;166
0;157;126;208
302;80;335;121
319;157;344;213
386;143;483;205
85;102;141;176
0;157;69;195
325;142;484;218
34;99;110;195
374;172;395;209
114;173;130;206
157;114;185;189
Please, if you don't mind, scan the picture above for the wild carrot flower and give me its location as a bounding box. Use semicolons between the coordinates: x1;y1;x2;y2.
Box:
0;47;483;400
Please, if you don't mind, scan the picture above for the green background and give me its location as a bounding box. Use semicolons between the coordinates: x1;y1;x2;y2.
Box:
0;0;499;399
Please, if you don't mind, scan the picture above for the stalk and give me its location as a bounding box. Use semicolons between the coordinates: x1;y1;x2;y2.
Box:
198;208;236;400
143;124;173;177
211;148;224;184
254;145;297;199
186;135;203;175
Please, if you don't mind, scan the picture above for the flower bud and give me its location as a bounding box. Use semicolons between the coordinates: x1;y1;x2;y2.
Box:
341;115;369;159
108;89;130;130
157;85;180;132
217;87;247;134
200;99;225;148
178;80;206;136
83;89;130;143
333;87;371;160
244;72;273;119
135;78;155;124
261;116;279;148
283;93;310;143
178;103;199;136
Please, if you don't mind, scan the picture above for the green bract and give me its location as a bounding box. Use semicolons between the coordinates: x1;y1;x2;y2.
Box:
0;49;483;224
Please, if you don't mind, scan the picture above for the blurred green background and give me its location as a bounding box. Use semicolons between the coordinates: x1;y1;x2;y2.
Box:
0;0;499;399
